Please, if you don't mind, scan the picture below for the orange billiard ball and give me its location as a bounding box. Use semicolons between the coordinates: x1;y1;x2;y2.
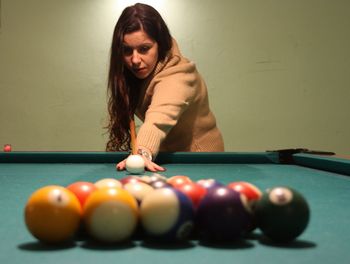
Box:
167;175;192;188
24;185;82;244
67;181;98;209
83;187;139;243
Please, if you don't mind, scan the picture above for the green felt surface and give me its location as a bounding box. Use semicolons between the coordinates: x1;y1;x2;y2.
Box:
0;152;349;264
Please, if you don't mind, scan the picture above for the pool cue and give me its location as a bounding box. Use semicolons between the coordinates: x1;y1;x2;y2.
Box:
130;118;138;155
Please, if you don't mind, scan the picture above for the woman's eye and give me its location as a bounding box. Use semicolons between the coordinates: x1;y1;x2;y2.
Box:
123;47;132;56
139;46;150;54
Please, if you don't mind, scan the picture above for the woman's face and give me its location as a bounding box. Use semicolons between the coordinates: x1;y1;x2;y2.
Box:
123;29;159;79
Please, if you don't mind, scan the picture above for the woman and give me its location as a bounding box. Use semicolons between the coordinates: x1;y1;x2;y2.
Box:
106;3;224;172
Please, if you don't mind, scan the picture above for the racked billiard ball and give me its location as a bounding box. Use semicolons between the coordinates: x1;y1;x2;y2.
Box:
83;187;139;243
140;188;194;241
253;186;310;242
196;178;224;190
25;185;82;244
196;186;252;242
149;179;172;189
67;181;98;209
167;175;192;188
227;181;262;204
123;181;154;204
95;178;122;189
175;182;207;209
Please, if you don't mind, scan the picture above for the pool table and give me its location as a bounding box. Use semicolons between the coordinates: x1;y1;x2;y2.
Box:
0;151;349;264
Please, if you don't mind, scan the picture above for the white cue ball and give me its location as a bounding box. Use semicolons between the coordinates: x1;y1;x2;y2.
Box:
126;155;145;174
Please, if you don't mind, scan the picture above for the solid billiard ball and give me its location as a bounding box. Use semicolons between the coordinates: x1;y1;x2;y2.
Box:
253;186;310;242
176;182;207;209
83;187;139;243
227;181;262;204
4;144;11;152
67;181;98;209
123;181;154;204
196;186;252;242
125;155;145;174
167;175;192;188
227;181;262;232
95;178;122;189
24;185;82;244
140;188;194;241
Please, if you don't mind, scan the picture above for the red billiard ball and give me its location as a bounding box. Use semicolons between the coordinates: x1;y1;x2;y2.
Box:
227;181;262;204
167;175;192;188
196;186;252;242
4;144;11;152
176;182;207;209
253;186;310;242
25;185;82;244
67;181;98;209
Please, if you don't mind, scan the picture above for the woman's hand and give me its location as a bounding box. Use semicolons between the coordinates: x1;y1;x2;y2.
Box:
116;155;166;172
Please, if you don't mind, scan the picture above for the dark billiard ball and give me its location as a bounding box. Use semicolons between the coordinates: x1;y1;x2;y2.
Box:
253;186;310;242
140;188;194;241
196;186;252;242
227;181;262;232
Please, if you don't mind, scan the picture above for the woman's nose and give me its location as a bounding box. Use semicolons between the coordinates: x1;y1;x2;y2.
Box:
131;51;141;65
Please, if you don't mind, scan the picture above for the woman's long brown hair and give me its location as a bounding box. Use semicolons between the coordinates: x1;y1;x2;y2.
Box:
106;3;172;151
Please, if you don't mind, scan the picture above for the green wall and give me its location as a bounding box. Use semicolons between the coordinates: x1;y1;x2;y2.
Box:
1;0;349;154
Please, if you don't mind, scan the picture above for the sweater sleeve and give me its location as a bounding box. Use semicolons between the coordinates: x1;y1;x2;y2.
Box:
137;62;198;155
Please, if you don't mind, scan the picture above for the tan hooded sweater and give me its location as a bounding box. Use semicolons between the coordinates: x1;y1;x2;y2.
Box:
135;39;224;156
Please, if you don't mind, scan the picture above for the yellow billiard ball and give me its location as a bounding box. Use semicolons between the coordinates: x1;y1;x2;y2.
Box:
24;185;82;244
83;187;139;243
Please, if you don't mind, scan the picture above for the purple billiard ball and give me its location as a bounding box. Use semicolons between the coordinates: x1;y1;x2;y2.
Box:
196;186;252;242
